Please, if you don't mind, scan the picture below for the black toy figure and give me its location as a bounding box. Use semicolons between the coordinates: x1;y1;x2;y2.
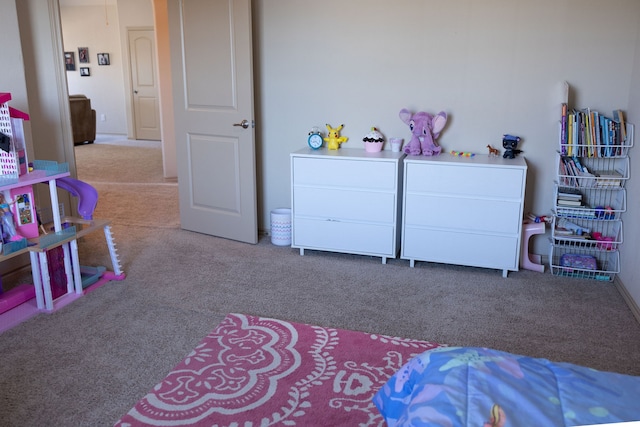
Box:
502;134;522;159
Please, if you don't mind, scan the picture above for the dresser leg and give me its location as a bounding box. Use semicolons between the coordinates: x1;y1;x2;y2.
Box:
410;259;415;268
299;248;304;256
381;257;387;265
502;269;508;278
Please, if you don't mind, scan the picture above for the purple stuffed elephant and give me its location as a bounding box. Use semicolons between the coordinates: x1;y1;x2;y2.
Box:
399;109;447;156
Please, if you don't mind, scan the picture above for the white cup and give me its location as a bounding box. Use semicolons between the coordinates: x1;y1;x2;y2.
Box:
390;138;403;152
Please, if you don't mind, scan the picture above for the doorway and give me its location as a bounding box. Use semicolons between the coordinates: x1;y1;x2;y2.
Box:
59;2;165;170
58;1;175;225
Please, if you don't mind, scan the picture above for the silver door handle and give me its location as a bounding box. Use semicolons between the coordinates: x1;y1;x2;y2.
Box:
233;119;250;129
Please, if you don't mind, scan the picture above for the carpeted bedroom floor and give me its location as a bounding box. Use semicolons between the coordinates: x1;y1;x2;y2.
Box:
0;135;639;426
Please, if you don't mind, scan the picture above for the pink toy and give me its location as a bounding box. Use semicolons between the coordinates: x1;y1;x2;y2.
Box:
0;284;35;315
521;220;545;272
399;108;447;156
10;185;39;238
0;193;26;242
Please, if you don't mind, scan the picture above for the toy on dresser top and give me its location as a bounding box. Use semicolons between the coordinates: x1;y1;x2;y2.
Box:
324;124;348;150
362;127;385;152
502;134;522;159
487;144;500;156
399;108;448;156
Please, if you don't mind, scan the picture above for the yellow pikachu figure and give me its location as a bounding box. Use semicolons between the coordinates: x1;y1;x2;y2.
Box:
324;123;348;150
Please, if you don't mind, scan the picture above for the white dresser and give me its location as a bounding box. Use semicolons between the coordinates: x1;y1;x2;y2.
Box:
290;148;405;263
401;154;527;277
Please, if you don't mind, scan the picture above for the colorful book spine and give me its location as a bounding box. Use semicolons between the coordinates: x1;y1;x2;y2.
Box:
560;103;568;154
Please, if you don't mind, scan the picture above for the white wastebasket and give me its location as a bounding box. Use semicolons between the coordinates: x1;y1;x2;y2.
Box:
270;208;292;246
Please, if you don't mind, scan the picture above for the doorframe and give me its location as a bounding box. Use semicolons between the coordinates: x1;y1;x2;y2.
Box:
152;0;177;178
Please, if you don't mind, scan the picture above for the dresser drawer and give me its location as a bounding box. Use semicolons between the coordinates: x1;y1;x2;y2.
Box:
293;217;395;256
404;194;521;234
402;227;518;270
292;157;397;190
405;162;524;199
294;187;396;223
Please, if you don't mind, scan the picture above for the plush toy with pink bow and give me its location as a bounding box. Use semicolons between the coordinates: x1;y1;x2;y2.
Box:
399;108;448;156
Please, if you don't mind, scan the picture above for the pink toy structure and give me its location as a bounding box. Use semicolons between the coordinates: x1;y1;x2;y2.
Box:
0;92;30;180
521;220;545;272
0;284;35;315
0;169;124;333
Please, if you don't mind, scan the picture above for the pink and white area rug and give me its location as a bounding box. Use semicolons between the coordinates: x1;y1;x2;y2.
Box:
115;313;442;426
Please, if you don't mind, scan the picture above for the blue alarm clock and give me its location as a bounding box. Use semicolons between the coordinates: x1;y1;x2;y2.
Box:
308;127;323;149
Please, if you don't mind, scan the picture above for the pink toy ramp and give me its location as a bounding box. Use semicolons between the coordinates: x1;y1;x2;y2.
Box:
0;284;35;315
55;177;98;220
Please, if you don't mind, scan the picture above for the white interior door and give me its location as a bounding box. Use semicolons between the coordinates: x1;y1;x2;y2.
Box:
168;0;257;244
129;29;161;141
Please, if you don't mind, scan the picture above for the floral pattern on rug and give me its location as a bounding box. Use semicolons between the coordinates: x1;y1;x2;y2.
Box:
116;313;442;426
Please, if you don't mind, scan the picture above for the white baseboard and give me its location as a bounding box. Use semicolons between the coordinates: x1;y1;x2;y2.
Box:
615;277;640;324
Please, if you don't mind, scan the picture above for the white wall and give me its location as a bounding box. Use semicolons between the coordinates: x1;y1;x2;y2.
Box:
618;20;640;316
0;2;31;154
254;0;640;259
61;4;127;134
0;1;32;276
16;0;75;170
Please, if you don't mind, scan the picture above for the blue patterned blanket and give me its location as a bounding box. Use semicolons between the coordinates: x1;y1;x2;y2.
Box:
373;347;640;427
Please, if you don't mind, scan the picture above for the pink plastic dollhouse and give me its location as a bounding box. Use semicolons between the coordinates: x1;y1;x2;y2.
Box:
0;93;125;333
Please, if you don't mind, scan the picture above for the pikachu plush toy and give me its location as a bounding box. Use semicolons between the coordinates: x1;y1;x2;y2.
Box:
324;123;348;150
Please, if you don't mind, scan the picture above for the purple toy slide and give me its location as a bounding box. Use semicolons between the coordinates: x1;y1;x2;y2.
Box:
55;177;98;220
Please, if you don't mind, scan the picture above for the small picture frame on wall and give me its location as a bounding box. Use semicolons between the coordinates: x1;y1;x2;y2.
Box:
78;47;89;63
64;52;75;71
80;67;90;77
97;53;110;66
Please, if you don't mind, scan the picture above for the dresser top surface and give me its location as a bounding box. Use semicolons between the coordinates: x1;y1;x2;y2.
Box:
403;153;527;168
291;147;405;161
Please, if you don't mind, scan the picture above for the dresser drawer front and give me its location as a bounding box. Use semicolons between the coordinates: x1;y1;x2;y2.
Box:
293;218;395;256
405;163;524;199
402;227;518;270
293;157;397;190
294;187;395;223
404;194;521;234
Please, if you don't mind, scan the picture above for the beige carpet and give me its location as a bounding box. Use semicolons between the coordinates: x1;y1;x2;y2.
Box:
74;143;174;184
89;183;179;228
74;142;179;228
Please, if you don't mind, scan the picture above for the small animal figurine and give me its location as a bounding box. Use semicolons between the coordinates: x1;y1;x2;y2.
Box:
324;124;348;150
399;109;447;156
487;144;500;156
502;134;522;159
